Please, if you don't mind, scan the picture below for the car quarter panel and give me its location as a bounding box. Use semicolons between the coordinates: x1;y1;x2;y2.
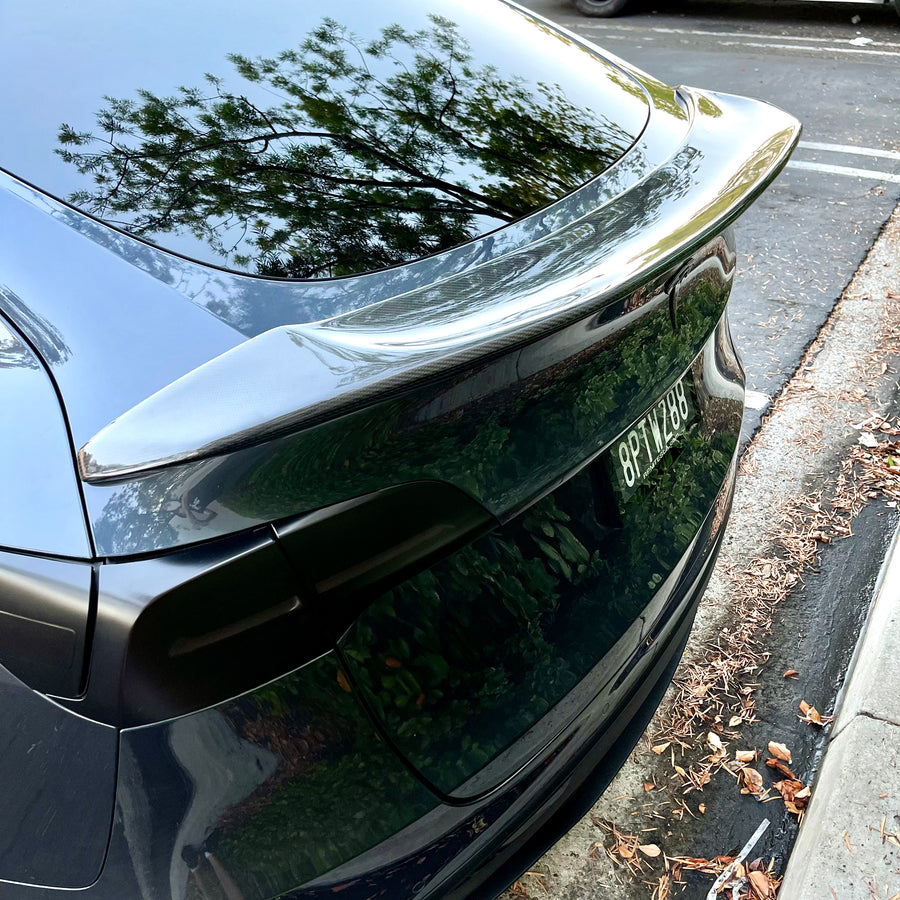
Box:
0;314;91;557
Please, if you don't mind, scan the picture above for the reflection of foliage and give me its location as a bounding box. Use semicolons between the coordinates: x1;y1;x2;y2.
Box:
90;257;732;557
0;287;71;366
222;271;728;521
341;412;736;794
209;653;436;895
57;16;632;278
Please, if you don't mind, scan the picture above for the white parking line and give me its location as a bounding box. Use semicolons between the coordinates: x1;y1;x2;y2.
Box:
787;160;900;184
577;23;900;49
717;39;900;56
799;141;900;162
590;31;900;57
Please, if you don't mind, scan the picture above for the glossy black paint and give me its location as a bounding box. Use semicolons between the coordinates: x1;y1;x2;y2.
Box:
78;229;736;557
340;392;737;799
0;662;116;888
0;418;735;900
65;482;493;728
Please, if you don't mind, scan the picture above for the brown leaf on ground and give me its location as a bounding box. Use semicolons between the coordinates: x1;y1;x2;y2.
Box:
729;715;744;727
774;779;810;816
735;749;758;763
798;701;829;726
767;741;792;763
651;742;671;755
773;779;803;802
741;767;765;795
748;868;776;898
706;731;728;763
643;782;655;792
698;803;706;814
766;758;798;780
639;844;662;858
783;669;800;679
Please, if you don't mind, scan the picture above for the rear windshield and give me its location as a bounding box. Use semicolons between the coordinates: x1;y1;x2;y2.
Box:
1;1;649;279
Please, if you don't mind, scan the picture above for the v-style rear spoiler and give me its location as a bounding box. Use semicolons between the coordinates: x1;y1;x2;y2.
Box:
78;86;800;485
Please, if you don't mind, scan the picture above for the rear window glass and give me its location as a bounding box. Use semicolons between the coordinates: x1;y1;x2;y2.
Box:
1;1;648;279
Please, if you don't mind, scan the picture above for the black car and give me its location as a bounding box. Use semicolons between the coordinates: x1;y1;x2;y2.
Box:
0;2;797;898
573;0;899;17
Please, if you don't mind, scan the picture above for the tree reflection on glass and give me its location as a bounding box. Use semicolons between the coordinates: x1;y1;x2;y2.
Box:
57;16;633;278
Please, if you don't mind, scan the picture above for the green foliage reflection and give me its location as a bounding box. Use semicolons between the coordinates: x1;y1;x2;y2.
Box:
58;16;632;278
341;412;735;794
206;654;436;897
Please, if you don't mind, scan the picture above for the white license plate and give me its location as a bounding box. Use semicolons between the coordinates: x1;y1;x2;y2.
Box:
610;376;695;501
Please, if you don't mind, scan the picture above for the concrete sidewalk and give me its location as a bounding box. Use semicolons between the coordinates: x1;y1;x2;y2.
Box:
779;525;900;899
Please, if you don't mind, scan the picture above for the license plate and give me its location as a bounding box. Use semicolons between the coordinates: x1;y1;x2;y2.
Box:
610;376;695;502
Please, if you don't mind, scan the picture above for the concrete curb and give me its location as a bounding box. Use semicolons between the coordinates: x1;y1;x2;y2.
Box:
778;524;900;899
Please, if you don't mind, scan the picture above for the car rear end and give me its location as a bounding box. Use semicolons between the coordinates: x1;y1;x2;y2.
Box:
0;2;798;898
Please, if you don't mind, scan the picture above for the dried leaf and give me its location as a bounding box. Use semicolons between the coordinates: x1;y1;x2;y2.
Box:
741;767;764;795
799;701;825;726
707;732;724;752
768;741;792;763
859;432;879;448
639;844;662;858
773;779;803;802
748;868;774;898
729;715;743;727
651;742;671;755
698;803;706;814
783;669;799;679
643;782;655;792
766;758;798;780
736;749;757;763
